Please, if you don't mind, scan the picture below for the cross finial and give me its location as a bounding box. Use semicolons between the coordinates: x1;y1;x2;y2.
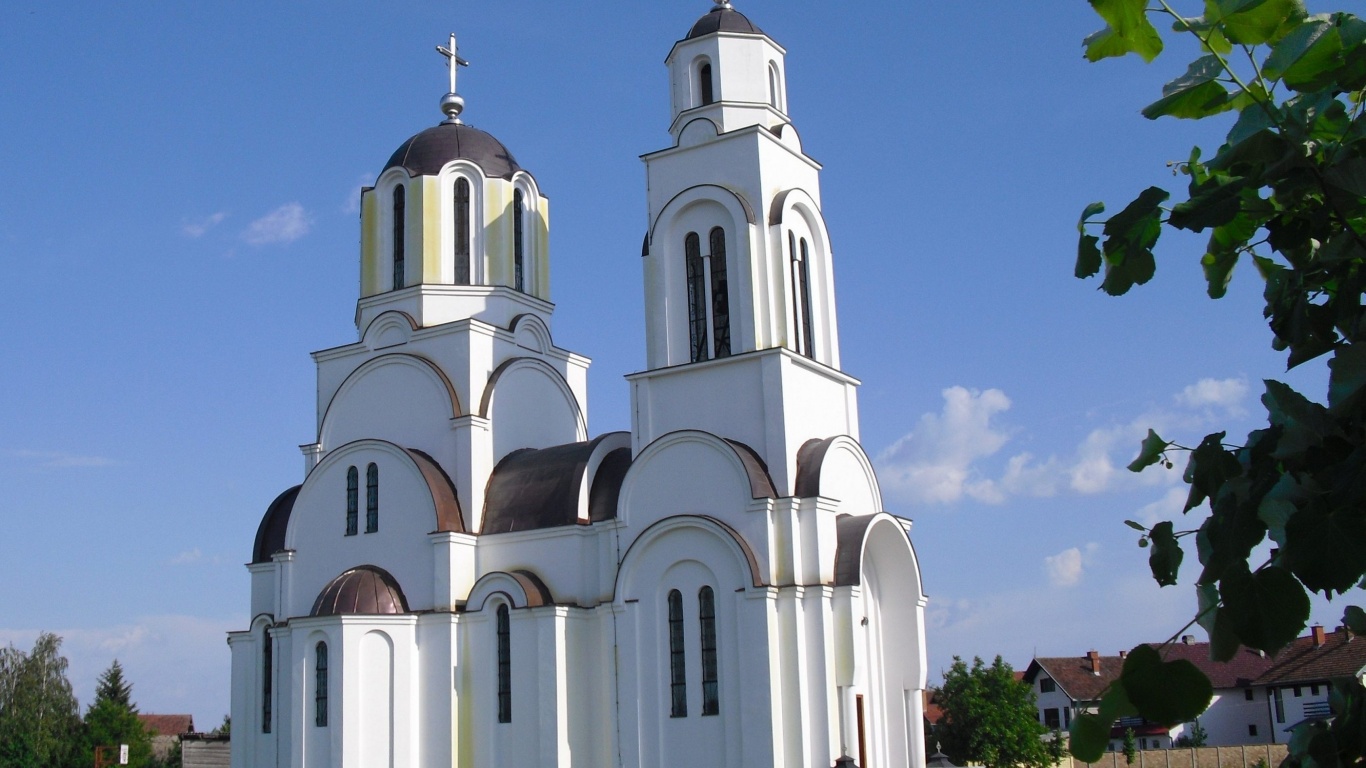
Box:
435;33;470;124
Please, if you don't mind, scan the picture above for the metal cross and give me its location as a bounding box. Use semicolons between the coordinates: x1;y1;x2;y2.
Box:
436;33;469;94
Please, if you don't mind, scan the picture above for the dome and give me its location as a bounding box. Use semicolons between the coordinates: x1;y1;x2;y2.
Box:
383;122;521;180
685;4;765;39
310;565;410;617
252;485;300;564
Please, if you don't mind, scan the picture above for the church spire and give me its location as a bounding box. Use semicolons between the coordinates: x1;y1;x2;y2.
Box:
436;33;469;125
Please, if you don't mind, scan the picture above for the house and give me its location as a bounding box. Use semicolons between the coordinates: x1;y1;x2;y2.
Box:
227;3;929;767
1022;652;1173;750
1149;637;1275;746
138;714;194;763
1256;625;1366;743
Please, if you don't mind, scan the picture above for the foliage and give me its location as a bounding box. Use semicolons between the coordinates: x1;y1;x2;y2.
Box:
1075;0;1366;764
83;660;153;768
1175;719;1209;748
937;656;1054;768
1123;727;1138;765
0;633;83;768
147;740;181;768
216;714;230;737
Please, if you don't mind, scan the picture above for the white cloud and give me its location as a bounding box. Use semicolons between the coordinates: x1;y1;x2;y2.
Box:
8;449;116;469
181;211;228;238
876;387;1012;504
1176;377;1249;415
1044;543;1099;587
0;614;240;726
1134;486;1192;527
243;203;312;245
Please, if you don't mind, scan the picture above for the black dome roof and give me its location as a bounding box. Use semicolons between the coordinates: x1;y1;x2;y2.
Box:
384;122;521;180
686;5;765;39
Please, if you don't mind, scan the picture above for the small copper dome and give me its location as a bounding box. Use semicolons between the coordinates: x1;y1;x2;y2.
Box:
383;122;521;180
310;565;410;617
685;5;765;40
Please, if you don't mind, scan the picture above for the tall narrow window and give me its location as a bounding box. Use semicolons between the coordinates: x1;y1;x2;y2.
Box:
496;604;511;723
708;227;731;358
699;63;714;105
699;586;718;715
513;190;525;292
794;237;814;358
392;186;406;290
668;589;687;717
685;233;708;362
768;63;780;109
454;178;471;284
314;642;329;727
345;466;358;536
261;629;272;733
365;463;378;533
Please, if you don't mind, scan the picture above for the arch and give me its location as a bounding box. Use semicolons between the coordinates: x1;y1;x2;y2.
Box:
678;117;720;148
833;514;923;595
314;640;330;727
319;353;462;444
696;58;715;106
794;436;883;511
252;485;300;563
510;171;545;296
465;569;554;612
361;311;418;351
509;313;553;354
619;431;777;528
615;514;765;596
650;184;756;242
392;184;406;290
767;61;782;109
478;356;587;442
296;439;465;538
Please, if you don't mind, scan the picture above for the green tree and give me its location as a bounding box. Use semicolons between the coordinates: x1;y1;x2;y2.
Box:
1073;1;1366;765
83;661;153;768
0;633;83;768
1123;728;1138;765
937;656;1053;768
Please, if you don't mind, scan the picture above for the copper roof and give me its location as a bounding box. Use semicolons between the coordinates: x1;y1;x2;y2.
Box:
482;435;629;534
384;123;521;180
252;485;300;564
310;565;409;617
685;6;765;40
1255;628;1366;685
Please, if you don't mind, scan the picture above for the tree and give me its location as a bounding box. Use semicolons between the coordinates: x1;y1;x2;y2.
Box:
937;656;1053;768
83;661;153;768
1073;1;1366;765
0;633;83;768
1123;727;1138;765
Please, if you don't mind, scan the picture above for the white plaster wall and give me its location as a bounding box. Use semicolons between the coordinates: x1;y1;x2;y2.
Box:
319;355;456;462
486;361;584;462
283;444;438;618
473;526;615;607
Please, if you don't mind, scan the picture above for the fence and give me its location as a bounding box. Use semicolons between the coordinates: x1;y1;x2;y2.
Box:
1069;744;1289;768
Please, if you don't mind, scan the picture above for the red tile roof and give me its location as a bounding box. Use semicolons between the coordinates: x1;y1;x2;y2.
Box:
1152;640;1275;688
138;714;194;737
923;689;945;725
1255;628;1366;686
1024;655;1122;702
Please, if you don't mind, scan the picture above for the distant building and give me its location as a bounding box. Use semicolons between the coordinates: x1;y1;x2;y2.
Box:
1257;625;1366;743
138;714;194;762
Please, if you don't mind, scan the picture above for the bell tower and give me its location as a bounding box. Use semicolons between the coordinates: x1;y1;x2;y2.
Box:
630;2;858;495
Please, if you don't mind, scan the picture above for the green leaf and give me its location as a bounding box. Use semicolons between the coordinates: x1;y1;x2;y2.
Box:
1220;0;1307;46
1170;176;1249;232
1086;0;1164;62
1220;564;1310;653
1149;521;1185;586
1125;519;1148;531
1329;343;1366;410
1128;429;1171;472
1344;606;1366;635
1143;56;1233;119
1264;17;1344;90
1283;504;1366;594
1210;607;1243;661
1099;187;1170;295
1120;644;1214;725
1324;157;1366;198
1077;234;1102;278
1070;714;1113;762
1183;432;1241;512
1079;201;1106;232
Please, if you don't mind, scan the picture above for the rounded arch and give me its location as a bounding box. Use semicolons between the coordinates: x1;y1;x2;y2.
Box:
618;430;776;527
465;569;554;612
509;313;553;354
373;168;411;293
691;54;715;107
250;613;276;632
678;117;720;148
360;310;418;351
478;357;587;453
794;435;883;513
297;438;465;538
510;171;545;297
319;352;462;447
614;514;764;602
438;159;488;285
650;184;755;243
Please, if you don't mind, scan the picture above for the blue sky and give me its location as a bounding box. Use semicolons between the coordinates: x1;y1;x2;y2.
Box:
0;1;1347;725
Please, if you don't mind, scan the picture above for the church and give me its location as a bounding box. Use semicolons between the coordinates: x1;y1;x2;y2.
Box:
228;4;929;766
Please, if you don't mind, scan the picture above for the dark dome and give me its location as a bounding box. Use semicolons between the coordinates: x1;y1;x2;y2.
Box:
686;5;765;39
252;485;300;564
384;123;521;180
310;565;409;617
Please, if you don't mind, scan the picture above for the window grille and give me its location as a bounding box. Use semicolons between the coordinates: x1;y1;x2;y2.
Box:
454;178;471;284
513;190;525;292
345;466;358;536
365;463;378;533
393;186;406;290
497;604;511;723
699;586;718;715
668;589;687;717
314;642;328;727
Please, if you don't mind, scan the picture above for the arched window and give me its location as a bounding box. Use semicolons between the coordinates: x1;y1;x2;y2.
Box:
513;189;525;292
685;233;708;363
365;463;378;533
699;586;718;715
345;466;358;536
699;63;715;106
314;642;328;727
684;228;732;362
768;63;780;109
708;227;731;358
668;589;687;717
392;186;406;290
496;604;512;723
454;177;471;285
261;628;272;733
790;233;815;358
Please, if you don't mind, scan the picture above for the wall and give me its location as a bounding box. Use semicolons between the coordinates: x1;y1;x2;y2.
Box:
1070;744;1289;768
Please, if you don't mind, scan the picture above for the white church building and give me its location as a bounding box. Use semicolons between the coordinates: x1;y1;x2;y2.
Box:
228;4;929;766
